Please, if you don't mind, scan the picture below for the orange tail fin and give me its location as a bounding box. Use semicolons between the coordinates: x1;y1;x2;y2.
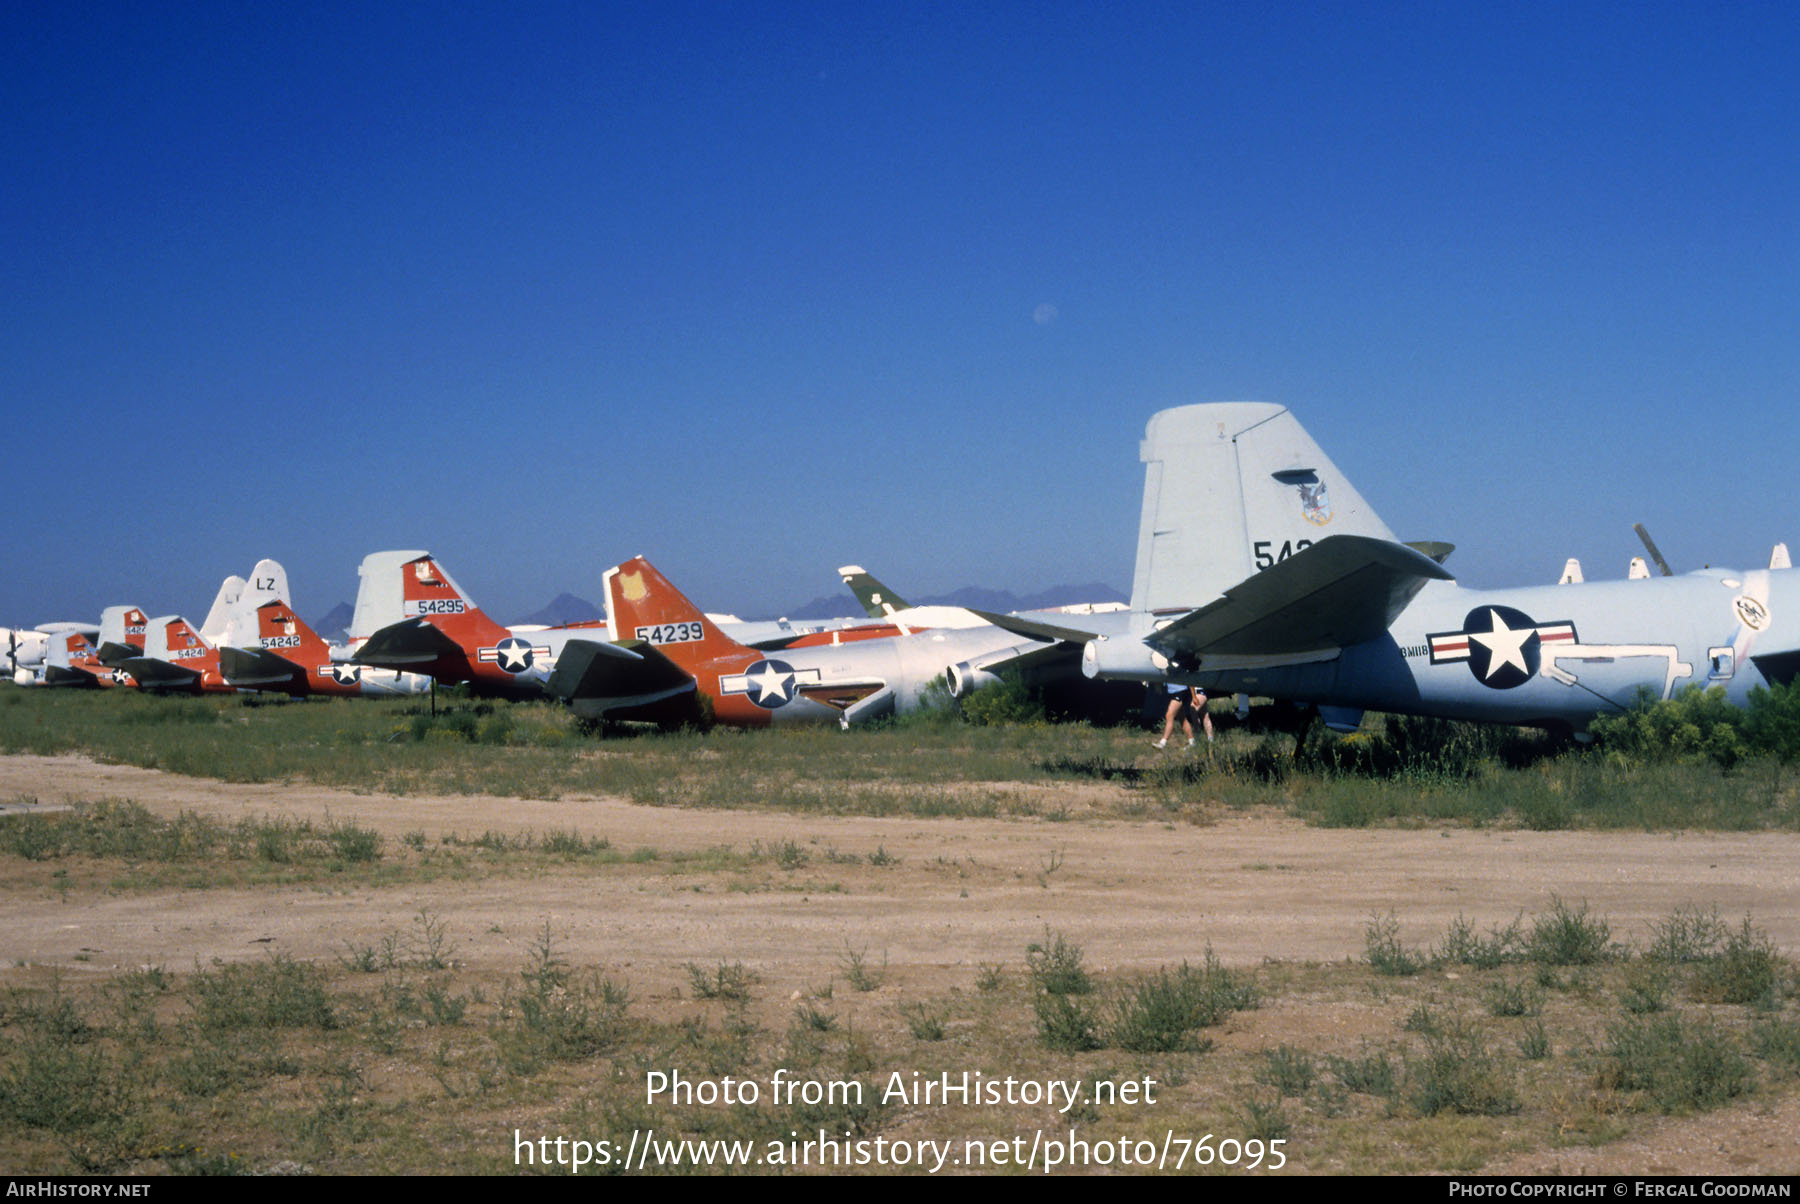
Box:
250;600;331;665
396;554;511;649
603;557;754;670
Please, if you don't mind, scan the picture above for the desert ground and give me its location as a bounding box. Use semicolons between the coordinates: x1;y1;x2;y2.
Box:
3;749;1797;1175
4;753;1798;983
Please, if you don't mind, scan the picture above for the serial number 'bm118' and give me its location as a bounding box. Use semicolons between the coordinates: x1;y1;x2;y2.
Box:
636;622;703;644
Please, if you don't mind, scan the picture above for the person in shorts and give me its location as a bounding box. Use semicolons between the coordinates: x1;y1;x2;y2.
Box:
1155;682;1214;748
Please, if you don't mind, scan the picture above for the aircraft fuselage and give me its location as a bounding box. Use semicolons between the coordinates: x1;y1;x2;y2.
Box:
1149;569;1796;729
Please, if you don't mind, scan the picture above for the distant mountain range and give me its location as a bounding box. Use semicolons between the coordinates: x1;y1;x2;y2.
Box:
310;583;1126;638
518;592;606;627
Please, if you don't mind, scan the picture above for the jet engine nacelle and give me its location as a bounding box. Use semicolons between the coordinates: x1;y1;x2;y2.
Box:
1080;636;1170;682
947;645;1063;698
947;661;999;698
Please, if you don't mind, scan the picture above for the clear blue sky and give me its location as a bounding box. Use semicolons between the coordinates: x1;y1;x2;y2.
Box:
5;1;1796;625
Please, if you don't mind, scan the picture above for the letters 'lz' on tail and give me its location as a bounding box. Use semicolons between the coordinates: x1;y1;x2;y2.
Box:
1130;403;1399;613
603;557;757;674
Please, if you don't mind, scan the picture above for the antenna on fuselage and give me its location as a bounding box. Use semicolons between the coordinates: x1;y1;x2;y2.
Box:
1633;524;1674;577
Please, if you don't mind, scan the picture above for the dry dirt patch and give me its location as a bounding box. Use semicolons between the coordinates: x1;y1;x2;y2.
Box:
5;752;1796;988
5;753;1800;1176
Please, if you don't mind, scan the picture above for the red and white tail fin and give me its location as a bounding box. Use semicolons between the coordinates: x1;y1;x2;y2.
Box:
248;599;330;664
354;551;511;650
145;616;214;660
98;606;149;656
604;557;755;669
47;631;97;671
348;550;428;648
403;554;510;648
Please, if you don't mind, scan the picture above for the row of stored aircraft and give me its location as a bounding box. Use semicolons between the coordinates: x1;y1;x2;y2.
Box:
8;403;1795;736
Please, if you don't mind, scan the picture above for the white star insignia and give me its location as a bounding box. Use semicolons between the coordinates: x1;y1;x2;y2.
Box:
749;663;793;704
1469;609;1534;680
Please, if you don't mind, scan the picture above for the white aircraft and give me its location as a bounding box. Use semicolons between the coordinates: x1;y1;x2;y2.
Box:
1048;403;1797;734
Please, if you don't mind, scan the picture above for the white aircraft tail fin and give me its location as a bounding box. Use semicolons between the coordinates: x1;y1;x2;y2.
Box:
1559;558;1584;584
198;576;246;644
221;559;293;648
348;550;432;648
1129;403;1397;613
144;615;208;660
96;605;148;663
1628;557;1650;580
1773;543;1791;571
243;559;291;611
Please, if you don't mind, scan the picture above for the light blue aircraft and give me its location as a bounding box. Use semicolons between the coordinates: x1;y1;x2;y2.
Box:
983;403;1796;736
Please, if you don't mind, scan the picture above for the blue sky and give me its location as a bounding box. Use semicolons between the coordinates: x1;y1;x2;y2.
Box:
5;1;1796;625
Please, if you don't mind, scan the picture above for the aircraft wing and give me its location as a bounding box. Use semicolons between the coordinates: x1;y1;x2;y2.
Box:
219;646;306;689
1147;535;1454;662
351;619;467;670
964;609;1101;644
543;638;695;712
118;657;199;690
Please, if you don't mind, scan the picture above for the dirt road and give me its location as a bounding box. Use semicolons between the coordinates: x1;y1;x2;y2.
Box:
5;753;1795;989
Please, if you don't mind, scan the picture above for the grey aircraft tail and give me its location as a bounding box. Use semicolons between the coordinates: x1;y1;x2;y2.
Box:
1128;403;1400;613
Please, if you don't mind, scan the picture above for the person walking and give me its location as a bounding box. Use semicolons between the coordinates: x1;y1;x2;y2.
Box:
1155;682;1213;748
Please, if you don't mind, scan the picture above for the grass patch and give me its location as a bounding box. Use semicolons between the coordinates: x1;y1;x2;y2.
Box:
2;690;1797;830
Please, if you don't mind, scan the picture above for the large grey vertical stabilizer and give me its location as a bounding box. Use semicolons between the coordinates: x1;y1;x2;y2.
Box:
1129;403;1397;612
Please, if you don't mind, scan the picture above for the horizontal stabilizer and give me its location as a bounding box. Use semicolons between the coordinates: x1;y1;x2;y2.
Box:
1752;650;1800;689
543;638;696;713
219;646;305;688
1147;535;1453;662
118;657;199;689
352;619;467;669
95;642;138;667
43;665;102;688
1405;541;1455;565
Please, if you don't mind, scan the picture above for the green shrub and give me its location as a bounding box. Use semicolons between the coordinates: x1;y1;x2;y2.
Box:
1327;1049;1398;1097
1647;904;1728;964
1256;1045;1317;1096
1483;978;1541;1017
1034;991;1101;1052
1527;897;1615;966
1407;1027;1520;1116
1437;914;1527;968
1690;917;1787;1008
1026;929;1092;995
1600;1016;1754;1112
1366;912;1425;976
1106;954;1256;1052
959;675;1046;727
1589;686;1747;769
